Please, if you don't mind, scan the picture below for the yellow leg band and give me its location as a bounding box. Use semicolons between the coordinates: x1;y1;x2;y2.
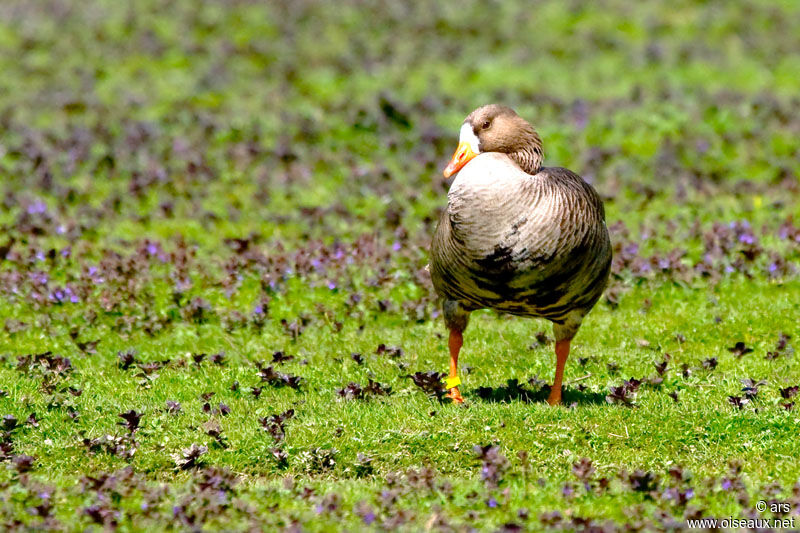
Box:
445;376;461;389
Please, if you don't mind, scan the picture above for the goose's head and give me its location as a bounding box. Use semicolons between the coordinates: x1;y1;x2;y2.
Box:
443;104;544;178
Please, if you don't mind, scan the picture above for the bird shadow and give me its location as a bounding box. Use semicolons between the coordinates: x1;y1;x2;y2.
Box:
468;378;607;406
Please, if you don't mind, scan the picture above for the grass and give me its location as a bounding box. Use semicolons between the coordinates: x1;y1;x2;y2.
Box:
1;0;799;531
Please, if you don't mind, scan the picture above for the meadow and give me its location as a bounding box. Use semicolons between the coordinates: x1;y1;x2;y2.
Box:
1;0;799;530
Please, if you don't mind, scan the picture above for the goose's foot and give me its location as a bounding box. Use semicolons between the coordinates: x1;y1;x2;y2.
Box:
447;387;464;404
546;387;561;406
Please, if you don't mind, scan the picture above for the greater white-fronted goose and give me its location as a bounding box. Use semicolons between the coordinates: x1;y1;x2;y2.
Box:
430;104;612;405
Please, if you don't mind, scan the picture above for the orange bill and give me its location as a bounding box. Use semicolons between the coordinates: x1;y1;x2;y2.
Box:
443;141;478;178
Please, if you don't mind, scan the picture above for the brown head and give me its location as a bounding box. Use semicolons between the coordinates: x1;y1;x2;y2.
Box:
443;104;544;178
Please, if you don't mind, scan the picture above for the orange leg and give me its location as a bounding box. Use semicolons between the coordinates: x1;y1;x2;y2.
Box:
447;329;464;403
547;339;571;406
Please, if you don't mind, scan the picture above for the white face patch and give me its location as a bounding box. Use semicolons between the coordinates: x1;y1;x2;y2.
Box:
458;122;481;154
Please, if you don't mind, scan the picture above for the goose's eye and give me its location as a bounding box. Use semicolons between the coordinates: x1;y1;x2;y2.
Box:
481;121;491;129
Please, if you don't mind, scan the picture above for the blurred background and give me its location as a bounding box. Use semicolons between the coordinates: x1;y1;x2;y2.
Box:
2;0;798;248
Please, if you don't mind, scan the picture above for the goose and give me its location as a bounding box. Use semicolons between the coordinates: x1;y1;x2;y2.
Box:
430;104;612;405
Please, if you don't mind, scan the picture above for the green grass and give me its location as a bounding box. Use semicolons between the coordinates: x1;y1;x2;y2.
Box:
1;0;799;530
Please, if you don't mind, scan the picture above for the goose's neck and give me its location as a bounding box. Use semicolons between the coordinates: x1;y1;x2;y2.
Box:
509;135;543;175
